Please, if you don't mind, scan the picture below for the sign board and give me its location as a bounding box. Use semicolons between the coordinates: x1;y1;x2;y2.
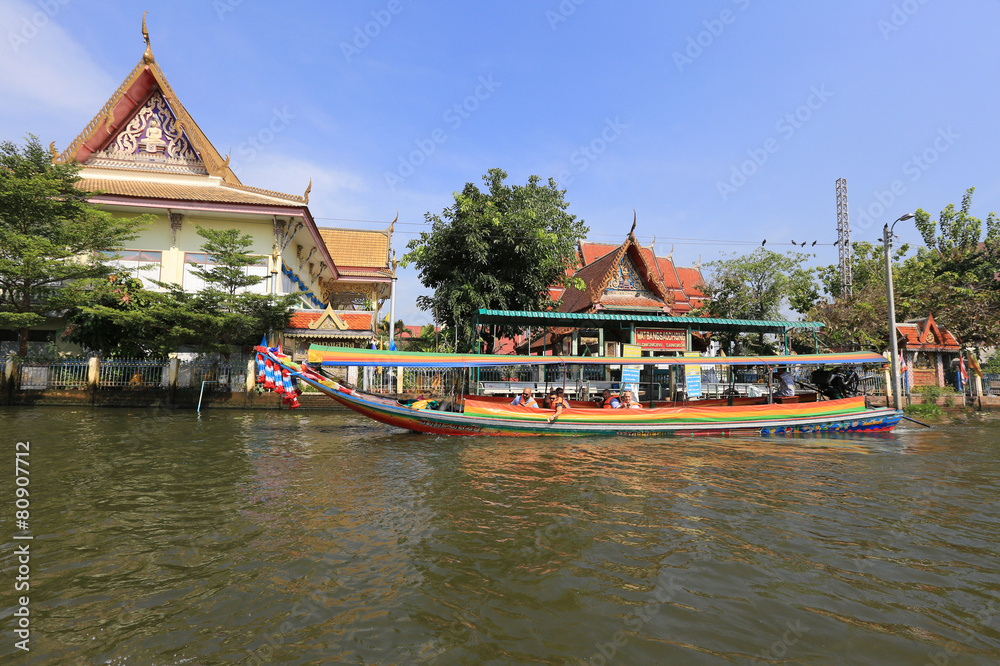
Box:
635;328;687;351
622;367;641;384
622;344;641;395
684;352;702;399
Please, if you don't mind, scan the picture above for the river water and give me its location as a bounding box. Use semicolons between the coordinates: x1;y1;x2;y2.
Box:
1;406;999;665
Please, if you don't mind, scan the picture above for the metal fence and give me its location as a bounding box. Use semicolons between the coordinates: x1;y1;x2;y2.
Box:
179;357;247;392
99;358;169;389
985;373;1000;396
365;367;466;395
15;359;90;390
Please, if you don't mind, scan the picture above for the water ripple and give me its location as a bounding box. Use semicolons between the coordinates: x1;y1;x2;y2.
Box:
1;408;999;663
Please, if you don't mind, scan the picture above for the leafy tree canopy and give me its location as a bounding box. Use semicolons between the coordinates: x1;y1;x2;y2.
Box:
402;168;588;351
66;226;294;358
189;225;267;295
911;187;1000;347
694;247;818;354
0;135;151;355
812;187;999;351
697;247;818;320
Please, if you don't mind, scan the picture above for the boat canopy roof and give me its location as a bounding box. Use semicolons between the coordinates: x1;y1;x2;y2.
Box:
308;345;885;368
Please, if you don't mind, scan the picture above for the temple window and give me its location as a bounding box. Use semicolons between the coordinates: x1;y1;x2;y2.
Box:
184;252;269;293
101;249;162;290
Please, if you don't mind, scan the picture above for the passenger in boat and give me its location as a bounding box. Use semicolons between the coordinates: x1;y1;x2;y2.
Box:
546;390;572;422
773;366;795;397
511;388;538;408
598;389;620;409
619;390;643;409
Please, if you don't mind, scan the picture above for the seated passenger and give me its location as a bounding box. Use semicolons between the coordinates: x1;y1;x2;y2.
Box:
546;390;572;423
555;387;571;409
510;388;538;408
773;366;795;398
598;388;620;409
619;390;643;409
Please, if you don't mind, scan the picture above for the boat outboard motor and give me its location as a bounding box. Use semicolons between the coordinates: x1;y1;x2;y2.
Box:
810;367;860;399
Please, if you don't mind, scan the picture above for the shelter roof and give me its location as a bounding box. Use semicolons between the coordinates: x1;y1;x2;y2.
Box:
477;309;823;334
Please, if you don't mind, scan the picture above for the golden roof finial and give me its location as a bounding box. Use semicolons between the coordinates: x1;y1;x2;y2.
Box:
48;141;58;162
142;12;155;65
303;178;312;204
628;209;637;239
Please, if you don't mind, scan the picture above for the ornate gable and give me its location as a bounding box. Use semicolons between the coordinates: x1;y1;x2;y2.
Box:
85;91;206;175
308;306;348;331
604;254;656;300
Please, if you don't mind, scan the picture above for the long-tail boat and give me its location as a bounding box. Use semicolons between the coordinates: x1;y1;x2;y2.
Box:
257;345;901;437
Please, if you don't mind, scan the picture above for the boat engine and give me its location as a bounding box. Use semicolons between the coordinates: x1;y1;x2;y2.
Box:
810;367;861;399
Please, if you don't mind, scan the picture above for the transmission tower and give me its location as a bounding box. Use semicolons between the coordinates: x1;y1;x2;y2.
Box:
836;178;852;297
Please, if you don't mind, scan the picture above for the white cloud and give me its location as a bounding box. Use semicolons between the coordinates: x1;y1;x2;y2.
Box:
0;0;115;117
231;152;371;222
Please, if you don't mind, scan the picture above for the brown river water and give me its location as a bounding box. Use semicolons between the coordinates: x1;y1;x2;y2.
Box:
1;405;999;664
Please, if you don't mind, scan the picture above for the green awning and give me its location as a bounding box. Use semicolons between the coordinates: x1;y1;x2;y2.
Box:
476;309;822;334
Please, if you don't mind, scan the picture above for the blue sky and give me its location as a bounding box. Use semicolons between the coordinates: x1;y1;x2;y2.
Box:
2;0;998;324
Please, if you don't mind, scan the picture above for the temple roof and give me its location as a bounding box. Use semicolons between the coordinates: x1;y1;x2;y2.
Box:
572;238;705;315
896;313;960;351
558;233;672;314
285;309;374;339
77;177;305;207
56;25;307;206
318;227;392;272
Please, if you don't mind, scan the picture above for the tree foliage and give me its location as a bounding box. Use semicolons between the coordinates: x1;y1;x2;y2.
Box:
911;187;1000;348
66;227;294;358
697;247;818;320
811;188;1000;351
0;135;151;355
189;226;267;295
694;247;818;353
402;168;588;351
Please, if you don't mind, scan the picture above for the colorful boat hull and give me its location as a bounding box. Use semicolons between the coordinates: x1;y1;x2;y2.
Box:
289;370;900;438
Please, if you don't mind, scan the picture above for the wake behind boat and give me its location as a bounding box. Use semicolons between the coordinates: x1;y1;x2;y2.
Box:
255;345;902;437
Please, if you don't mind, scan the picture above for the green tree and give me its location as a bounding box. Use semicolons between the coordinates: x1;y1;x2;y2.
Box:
911;187;1000;348
0;135;150;355
698;248;818;320
172;227;293;358
402;168;588;351
810;241;912;349
695;248;818;353
189;226;266;295
66;227;294;358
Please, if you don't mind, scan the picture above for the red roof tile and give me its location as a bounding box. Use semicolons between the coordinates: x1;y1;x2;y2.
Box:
288;312;319;328
286;311;372;331
579;241;619;266
676;267;706;297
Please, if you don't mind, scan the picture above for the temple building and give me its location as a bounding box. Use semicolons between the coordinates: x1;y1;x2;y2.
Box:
42;18;392;354
518;227;708;356
896;313;962;390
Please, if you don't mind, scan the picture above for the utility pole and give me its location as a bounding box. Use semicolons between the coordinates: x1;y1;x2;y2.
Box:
884;213;914;411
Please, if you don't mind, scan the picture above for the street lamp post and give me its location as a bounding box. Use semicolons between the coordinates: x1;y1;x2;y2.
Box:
883;212;914;411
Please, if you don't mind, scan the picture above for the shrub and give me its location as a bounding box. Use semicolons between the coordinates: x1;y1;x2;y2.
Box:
906;402;942;417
